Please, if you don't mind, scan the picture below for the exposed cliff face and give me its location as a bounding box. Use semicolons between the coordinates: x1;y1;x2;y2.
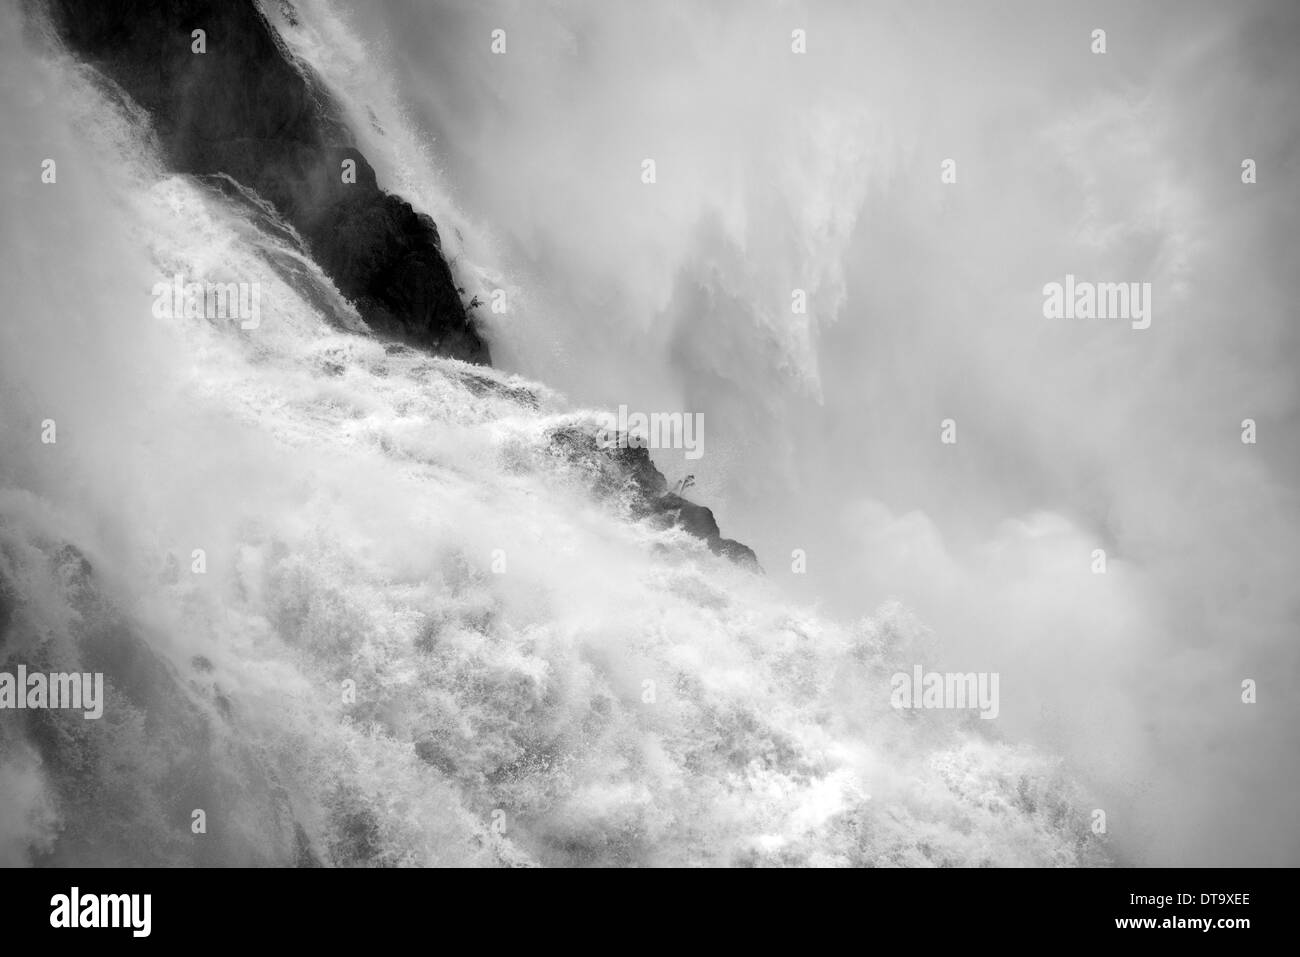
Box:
45;0;490;363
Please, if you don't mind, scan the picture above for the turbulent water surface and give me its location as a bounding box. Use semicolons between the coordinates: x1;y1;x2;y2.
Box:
6;0;1297;868
0;2;1111;867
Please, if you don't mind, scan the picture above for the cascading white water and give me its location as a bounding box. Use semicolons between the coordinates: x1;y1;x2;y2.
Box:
0;1;1109;867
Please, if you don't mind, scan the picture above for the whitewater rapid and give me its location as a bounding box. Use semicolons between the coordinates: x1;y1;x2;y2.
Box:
0;2;1107;867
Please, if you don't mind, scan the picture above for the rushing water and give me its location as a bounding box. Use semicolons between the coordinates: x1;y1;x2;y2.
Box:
5;0;1295;868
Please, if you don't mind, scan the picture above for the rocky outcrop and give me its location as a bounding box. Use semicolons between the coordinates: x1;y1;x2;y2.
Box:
45;0;489;363
548;426;760;569
650;492;761;567
41;0;754;565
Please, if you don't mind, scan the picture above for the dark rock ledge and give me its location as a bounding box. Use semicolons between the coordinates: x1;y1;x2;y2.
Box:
46;0;490;363
548;426;761;570
43;0;757;566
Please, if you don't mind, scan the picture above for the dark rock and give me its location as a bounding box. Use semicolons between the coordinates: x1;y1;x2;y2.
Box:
650;493;760;568
547;426;760;569
45;0;489;363
449;366;540;409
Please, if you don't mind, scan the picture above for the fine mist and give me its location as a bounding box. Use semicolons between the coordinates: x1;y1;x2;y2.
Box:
1;0;1297;871
282;0;1300;866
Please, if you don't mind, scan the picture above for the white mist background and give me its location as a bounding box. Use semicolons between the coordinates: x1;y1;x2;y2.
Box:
294;0;1300;865
11;0;1080;866
2;0;1295;865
